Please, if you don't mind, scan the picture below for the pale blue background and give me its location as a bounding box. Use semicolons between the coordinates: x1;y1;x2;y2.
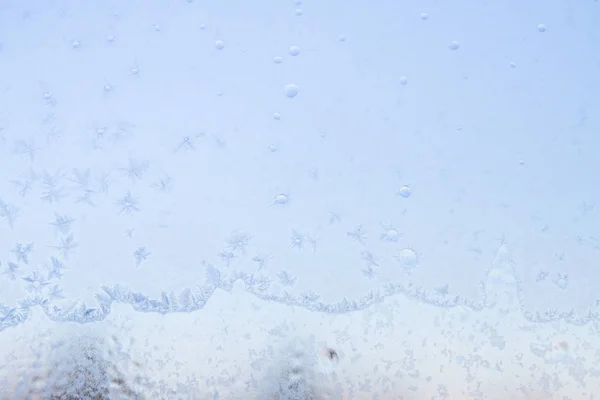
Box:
0;0;599;398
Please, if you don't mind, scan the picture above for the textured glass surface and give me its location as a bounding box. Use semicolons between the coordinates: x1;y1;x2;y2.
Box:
0;0;599;398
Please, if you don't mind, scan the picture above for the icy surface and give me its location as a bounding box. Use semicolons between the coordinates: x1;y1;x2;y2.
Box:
0;0;599;397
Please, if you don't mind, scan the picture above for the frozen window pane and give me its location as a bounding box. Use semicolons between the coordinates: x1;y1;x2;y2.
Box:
0;0;599;398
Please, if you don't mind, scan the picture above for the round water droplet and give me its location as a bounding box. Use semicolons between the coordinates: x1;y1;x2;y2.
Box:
289;46;300;56
107;35;115;43
275;194;289;204
71;40;81;48
131;67;139;75
449;41;460;50
268;144;278;152
420;13;429;20
537;23;546;32
397;248;418;267
153;24;161;31
399;76;408;86
556;277;568;289
338;34;346;42
509;62;516;68
295;8;303;16
518;159;525;165
199;24;206;30
398;185;412;198
273;112;281;120
215;40;225;50
273;56;283;64
284;84;299;98
43;92;52;100
385;229;400;241
295;0;302;5
104;84;113;92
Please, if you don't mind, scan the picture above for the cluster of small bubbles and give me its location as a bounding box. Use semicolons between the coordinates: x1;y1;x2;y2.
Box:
399;76;408;86
289;45;300;56
273;112;281;120
398;185;412;198
537;23;546;32
273;56;283;64
295;8;303;16
509;61;517;68
71;40;81;49
420;12;429;20
338;34;346;42
106;35;115;43
215;40;225;50
153;24;161;31
284;83;299;98
449;41;460;50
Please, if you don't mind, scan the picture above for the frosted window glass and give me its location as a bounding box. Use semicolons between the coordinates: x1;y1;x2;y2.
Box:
0;0;599;398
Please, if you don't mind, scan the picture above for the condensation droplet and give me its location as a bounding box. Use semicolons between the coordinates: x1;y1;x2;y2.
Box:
399;76;408;86
107;35;115;43
284;84;299;98
295;8;303;16
215;40;225;50
103;84;113;92
449;41;460;50
275;194;289;205
273;112;281;120
384;229;400;242
131;67;139;75
509;62;516;68
289;46;300;56
397;249;418;268
397;248;418;268
273;56;283;64
338;34;346;42
268;144;278;152
199;24;206;30
537;23;546;33
153;24;161;32
420;13;429;20
71;40;81;48
398;185;412;198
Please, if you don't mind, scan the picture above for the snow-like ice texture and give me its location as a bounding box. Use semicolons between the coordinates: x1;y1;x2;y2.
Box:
0;330;339;399
257;337;339;400
1;329;148;399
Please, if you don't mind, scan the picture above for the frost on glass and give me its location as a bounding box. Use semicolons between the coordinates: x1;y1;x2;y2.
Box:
1;0;599;398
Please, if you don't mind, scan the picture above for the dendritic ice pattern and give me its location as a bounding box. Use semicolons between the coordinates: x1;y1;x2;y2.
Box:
1;0;600;397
